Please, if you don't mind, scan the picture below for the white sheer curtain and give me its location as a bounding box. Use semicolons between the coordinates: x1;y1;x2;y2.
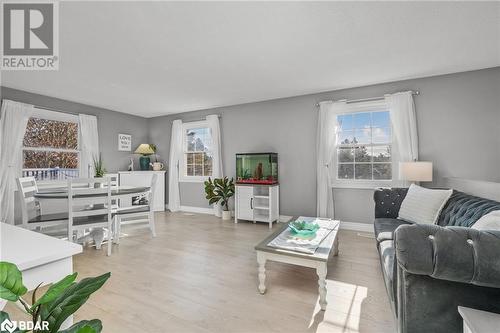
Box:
168;119;183;212
79;114;99;178
385;92;418;185
0;100;34;224
206;115;224;216
316;100;346;219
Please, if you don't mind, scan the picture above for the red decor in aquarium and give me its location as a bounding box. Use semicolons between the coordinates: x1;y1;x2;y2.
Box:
236;153;278;185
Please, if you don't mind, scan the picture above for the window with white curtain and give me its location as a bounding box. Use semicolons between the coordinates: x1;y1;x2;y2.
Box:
332;100;398;188
180;120;213;182
22;108;80;181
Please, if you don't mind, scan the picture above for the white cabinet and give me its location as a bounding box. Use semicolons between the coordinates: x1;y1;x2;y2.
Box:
118;171;165;211
235;184;279;228
237;186;254;221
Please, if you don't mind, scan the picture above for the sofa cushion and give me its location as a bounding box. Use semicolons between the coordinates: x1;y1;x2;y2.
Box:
437;191;500;227
374;218;413;243
398;184;453;224
374;187;408;219
379;240;395;284
378;240;397;314
471;210;500;231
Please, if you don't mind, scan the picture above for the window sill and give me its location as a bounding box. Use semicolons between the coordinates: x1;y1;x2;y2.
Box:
179;177;210;183
331;181;397;190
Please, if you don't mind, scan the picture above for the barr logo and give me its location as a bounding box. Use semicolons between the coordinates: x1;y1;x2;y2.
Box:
3;2;54;56
0;318;17;333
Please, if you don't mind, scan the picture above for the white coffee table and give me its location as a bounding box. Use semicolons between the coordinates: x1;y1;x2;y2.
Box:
458;306;500;333
254;218;340;310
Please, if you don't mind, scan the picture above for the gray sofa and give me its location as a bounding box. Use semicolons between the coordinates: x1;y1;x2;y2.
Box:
373;188;500;333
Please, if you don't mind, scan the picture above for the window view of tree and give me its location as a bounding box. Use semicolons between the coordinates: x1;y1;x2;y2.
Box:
23;117;78;149
185;127;213;177
337;111;392;180
22;117;80;180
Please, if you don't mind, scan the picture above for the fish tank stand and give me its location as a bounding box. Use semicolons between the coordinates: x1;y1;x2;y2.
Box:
234;183;279;229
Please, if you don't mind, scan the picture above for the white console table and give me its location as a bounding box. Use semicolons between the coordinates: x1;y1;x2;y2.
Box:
0;223;82;327
118;171;165;211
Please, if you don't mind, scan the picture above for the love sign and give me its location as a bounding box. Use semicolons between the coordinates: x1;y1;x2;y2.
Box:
118;134;132;151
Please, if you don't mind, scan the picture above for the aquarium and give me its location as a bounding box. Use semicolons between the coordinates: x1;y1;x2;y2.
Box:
236;153;278;185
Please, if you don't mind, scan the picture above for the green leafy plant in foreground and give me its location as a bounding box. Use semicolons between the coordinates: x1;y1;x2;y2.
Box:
204;177;235;211
0;261;110;333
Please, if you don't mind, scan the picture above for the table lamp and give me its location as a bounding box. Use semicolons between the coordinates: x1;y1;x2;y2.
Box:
399;161;433;184
134;144;155;170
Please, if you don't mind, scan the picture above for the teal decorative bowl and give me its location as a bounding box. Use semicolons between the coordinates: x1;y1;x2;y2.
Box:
289;220;320;238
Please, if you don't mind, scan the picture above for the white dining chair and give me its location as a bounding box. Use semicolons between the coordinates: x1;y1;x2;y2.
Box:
113;174;157;243
104;173;120;209
103;173;119;189
16;176;68;231
68;177;114;256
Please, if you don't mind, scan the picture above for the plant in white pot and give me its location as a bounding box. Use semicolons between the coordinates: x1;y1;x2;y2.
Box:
204;177;235;220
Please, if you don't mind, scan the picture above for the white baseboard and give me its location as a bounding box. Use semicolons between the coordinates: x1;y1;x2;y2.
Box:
179;206;213;215
279;215;293;223
340;221;374;233
164;204;214;215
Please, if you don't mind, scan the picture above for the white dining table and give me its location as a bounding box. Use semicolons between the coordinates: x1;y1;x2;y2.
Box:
0;223;82;327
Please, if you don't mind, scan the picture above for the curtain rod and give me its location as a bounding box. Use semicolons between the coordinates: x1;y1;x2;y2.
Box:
315;90;420;107
33;104;82;116
170;114;222;124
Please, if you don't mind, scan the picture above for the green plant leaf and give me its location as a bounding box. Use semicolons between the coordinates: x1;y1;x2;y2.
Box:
0;311;24;333
31;273;77;310
58;319;102;333
0;262;27;302
40;273;110;333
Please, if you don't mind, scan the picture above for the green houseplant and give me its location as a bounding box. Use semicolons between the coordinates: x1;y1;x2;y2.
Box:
204;177;235;220
0;261;110;333
92;154;106;178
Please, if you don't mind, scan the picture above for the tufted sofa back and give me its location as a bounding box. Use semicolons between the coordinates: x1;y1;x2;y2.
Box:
374;187;500;227
437;190;500;227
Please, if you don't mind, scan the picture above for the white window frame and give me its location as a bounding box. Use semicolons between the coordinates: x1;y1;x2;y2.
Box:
179;120;214;183
22;108;80;184
331;100;400;189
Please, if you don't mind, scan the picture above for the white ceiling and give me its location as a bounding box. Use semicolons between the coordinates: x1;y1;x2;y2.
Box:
2;1;499;118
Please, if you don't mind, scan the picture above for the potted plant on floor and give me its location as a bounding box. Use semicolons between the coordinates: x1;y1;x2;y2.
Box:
204;177;235;220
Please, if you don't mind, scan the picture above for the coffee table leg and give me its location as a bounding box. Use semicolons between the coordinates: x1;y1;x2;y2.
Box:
317;263;327;310
333;236;339;256
257;252;267;294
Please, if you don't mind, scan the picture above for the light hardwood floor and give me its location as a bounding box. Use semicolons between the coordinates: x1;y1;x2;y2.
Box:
7;212;396;333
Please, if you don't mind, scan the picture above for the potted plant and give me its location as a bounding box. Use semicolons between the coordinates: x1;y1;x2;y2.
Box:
93;154;106;187
0;261;110;333
148;144;164;171
204;177;235;220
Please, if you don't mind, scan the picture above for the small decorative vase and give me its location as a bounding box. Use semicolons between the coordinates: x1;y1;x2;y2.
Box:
222;210;232;220
139;156;150;170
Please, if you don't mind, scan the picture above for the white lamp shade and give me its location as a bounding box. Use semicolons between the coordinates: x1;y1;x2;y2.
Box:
399;162;433;182
134;144;155;155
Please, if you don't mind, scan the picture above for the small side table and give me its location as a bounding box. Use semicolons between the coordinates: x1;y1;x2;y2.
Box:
458;306;500;333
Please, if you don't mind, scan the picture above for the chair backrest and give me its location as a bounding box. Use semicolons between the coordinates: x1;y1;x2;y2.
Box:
148;174;158;212
16;177;40;227
67;177;112;230
103;173;119;189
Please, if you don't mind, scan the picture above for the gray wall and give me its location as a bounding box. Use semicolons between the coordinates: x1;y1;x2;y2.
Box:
149;67;500;223
1;87;149;172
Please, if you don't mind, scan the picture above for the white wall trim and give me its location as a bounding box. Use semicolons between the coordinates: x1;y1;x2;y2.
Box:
340;221;374;233
279;215;294;223
165;204;214;215
179;205;213;215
